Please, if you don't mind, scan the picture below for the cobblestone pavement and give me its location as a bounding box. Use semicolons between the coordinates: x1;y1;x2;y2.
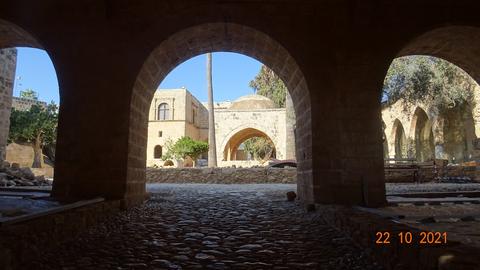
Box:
25;184;382;270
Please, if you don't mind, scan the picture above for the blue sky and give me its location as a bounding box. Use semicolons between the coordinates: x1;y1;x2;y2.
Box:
13;48;262;104
13;48;60;104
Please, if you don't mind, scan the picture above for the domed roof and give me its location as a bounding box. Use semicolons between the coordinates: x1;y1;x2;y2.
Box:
229;94;276;110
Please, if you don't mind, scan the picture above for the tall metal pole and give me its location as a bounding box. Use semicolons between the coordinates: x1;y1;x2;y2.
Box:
207;53;217;167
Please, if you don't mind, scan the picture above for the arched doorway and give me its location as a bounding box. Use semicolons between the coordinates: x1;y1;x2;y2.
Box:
222;127;276;166
411;107;434;162
380;25;480;190
392;119;407;159
0;19;60;182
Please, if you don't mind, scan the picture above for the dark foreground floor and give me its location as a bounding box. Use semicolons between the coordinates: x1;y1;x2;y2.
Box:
25;184;383;270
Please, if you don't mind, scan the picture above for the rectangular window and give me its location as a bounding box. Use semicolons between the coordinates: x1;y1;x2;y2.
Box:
159;131;163;137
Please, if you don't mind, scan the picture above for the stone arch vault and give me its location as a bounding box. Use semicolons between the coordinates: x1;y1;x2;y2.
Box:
125;23;313;205
3;1;479;207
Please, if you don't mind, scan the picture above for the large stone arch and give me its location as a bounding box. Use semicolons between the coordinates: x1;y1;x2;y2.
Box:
0;19;73;200
127;23;312;202
221;127;276;163
391;119;408;159
0;19;45;156
409;107;434;162
0;19;43;49
384;26;480;164
397;26;480;84
0;19;60;165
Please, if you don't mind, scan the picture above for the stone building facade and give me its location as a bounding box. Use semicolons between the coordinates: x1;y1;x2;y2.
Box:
11;96;47;111
147;89;291;167
213;94;287;167
0;48;16;160
146;88;208;167
382;84;480;163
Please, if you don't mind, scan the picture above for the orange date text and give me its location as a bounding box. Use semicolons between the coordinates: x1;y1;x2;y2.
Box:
375;231;447;245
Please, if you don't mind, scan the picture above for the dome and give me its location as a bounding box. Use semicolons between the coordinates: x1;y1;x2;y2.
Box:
229;94;276;110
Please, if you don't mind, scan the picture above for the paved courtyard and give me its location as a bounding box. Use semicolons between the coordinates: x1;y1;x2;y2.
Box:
24;184;382;270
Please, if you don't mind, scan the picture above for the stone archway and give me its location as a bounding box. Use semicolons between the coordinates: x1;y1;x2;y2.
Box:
392;119;407;159
410;107;434;162
0;19;43;49
127;23;312;202
0;19;45;160
398;26;480;84
442;103;478;162
389;26;480;164
221;127;276;166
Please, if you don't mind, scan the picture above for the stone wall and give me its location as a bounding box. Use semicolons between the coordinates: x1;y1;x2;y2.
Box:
0;48;16;160
285;91;296;160
218;160;264;168
382;86;480;163
215;108;287;161
147;89;209;167
0;200;123;270
11;96;47;111
5;142;54;177
146;167;297;184
6;142;36;167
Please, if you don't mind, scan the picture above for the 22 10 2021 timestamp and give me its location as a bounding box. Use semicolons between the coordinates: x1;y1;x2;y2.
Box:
375;231;448;245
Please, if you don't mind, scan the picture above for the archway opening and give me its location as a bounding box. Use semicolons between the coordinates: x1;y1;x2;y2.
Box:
392;119;407;160
153;145;162;159
222;128;276;166
376;26;480;250
0;21;60;188
412;107;434;162
126;23;312;203
145;52;294;170
0;19;62;222
381;26;480;193
382;55;479;166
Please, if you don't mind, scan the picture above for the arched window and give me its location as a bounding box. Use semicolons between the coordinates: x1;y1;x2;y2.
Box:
154;145;162;159
158;103;169;120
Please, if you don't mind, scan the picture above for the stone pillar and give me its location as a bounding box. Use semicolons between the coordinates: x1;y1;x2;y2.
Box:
305;53;388;207
51;45;147;206
432;117;448;160
0;48;16;161
472;84;480;138
285;91;296;160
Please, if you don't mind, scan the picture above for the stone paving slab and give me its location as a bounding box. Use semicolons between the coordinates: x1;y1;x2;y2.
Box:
385;183;480;194
372;202;480;249
316;204;480;270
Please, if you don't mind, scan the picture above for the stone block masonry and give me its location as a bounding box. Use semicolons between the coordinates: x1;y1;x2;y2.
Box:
0;48;16;160
146;167;296;184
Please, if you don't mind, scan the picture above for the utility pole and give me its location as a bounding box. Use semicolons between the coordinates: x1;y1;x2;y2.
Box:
207;53;217;167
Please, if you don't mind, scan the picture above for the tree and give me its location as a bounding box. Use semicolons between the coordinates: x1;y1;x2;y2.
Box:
20;89;38;100
249;65;288;108
383;56;476;112
9;102;58;168
243;137;275;163
162;136;209;166
207;53;218;167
